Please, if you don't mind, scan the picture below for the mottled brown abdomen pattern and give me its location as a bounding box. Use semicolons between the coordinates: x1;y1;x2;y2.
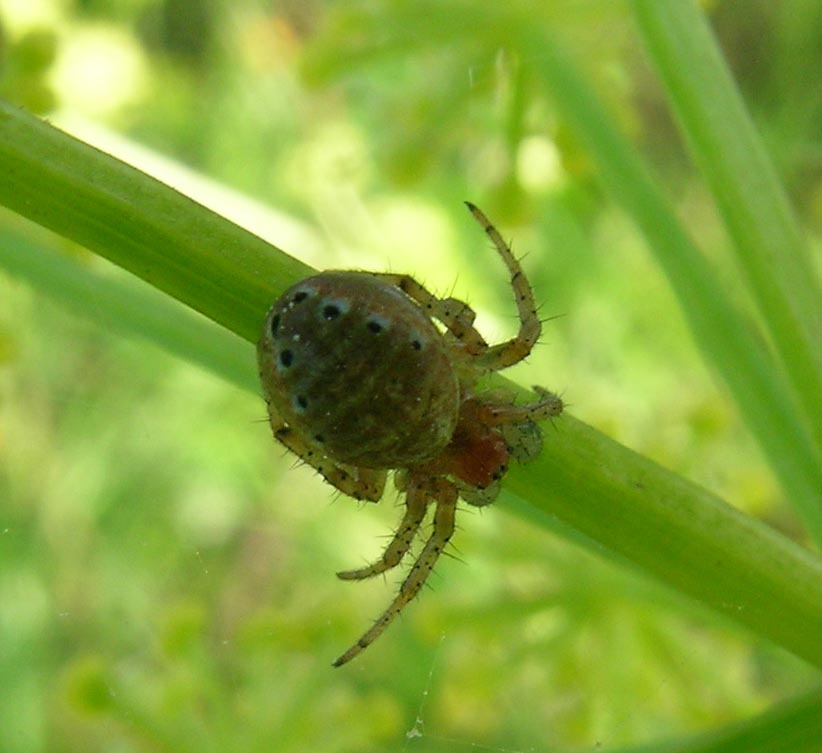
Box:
258;271;460;468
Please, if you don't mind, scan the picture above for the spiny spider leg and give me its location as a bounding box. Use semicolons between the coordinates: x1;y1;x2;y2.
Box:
267;420;387;502
370;272;489;357
482;386;564;425
464;202;541;371
337;485;429;581
332;481;458;667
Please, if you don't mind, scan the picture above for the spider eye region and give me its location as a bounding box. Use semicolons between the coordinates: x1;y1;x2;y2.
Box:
258;271;460;468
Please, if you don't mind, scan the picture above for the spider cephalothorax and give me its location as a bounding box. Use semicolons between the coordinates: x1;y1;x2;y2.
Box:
258;202;563;666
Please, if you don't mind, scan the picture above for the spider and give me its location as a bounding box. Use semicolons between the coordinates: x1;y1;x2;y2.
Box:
257;202;563;666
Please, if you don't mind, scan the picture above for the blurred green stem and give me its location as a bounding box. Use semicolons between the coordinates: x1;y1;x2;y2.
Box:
631;0;822;454
0;100;311;343
0;226;257;391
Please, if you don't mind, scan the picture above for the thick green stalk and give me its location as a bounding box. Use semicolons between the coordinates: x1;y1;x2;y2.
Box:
631;0;822;454
0;226;256;392
0;101;820;666
0;100;311;344
506;416;822;668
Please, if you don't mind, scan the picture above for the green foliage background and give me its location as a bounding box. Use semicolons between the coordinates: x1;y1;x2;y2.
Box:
0;1;820;752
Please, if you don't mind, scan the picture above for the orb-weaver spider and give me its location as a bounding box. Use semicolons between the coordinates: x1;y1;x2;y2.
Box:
258;203;563;666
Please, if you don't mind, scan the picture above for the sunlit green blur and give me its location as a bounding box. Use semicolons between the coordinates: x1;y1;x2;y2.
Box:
1;1;819;752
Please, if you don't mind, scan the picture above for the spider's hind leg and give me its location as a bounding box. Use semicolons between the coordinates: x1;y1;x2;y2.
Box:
337;483;429;581
333;478;458;667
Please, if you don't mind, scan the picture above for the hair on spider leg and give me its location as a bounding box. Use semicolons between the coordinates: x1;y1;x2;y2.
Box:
416;534;469;593
537;388;570;432
320;483;361;510
439;538;467;567
326;485;345;503
439;550;466;569
371;524;409;548
443;273;460;300
539;383;569;404
330;487;374;511
285;453;308;472
412;558;449;596
510;245;533;267
536;308;567;327
534;302;565;331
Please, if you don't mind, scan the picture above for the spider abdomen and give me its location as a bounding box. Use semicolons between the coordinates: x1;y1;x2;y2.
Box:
258;271;461;468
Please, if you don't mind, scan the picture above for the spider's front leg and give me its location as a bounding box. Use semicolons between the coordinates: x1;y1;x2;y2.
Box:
464;202;543;372
332;477;458;667
480;386;564;465
482;385;564;426
370;272;489;357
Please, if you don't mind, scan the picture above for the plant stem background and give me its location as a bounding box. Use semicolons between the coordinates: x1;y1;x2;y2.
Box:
0;2;820;753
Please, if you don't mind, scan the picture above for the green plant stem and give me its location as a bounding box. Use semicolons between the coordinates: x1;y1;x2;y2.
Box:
506;415;822;668
608;685;822;753
631;0;822;455
0;100;312;344
0;225;256;392
523;30;822;546
1;100;820;667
